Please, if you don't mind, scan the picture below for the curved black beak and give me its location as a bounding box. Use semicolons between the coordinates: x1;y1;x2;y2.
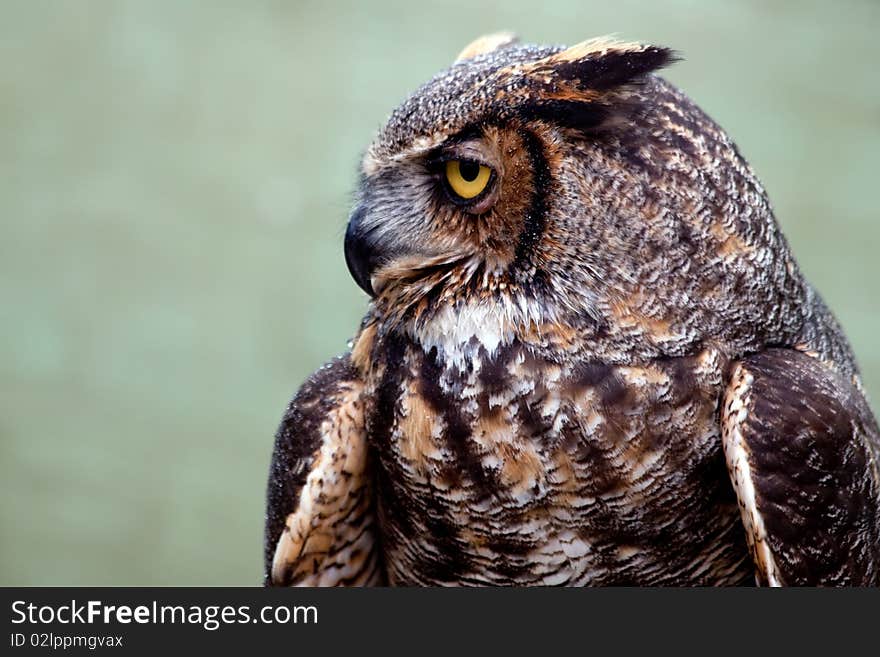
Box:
344;206;378;297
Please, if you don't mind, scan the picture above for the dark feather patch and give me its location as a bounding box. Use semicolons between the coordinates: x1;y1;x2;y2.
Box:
517;100;610;133
511;128;552;271
419;346;500;500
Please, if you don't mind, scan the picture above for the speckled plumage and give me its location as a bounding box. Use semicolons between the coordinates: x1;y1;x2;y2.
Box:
265;35;880;586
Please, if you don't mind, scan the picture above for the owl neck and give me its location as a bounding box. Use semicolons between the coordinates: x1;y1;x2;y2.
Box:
361;289;630;373
357;234;820;372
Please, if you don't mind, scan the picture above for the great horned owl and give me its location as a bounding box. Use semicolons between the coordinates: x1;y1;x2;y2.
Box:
264;35;880;586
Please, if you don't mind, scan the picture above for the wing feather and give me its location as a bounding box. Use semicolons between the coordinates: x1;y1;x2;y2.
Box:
721;349;880;586
264;355;383;586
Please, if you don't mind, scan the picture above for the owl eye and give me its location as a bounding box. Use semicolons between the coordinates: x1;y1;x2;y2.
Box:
444;159;492;201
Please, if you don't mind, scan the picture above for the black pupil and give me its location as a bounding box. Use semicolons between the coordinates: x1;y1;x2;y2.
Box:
459;160;480;182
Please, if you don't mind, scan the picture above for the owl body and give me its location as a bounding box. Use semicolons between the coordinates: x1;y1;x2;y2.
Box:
362;332;752;585
265;36;880;586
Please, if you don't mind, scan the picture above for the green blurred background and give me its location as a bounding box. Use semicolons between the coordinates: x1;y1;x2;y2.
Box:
1;0;878;585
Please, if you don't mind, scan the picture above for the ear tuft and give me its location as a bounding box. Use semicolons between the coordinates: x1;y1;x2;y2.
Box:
522;37;677;91
455;32;519;63
506;38;679;134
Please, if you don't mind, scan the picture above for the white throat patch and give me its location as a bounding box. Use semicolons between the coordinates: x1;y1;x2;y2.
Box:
414;302;509;368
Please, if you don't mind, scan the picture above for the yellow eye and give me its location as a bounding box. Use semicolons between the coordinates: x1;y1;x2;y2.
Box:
444;160;492;200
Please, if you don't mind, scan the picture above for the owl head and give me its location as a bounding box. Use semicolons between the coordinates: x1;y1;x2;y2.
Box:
344;35;803;361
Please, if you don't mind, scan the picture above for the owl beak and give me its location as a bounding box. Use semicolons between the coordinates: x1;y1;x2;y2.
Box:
344;206;379;297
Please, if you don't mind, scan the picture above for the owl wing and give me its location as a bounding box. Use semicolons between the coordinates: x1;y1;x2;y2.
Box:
721;348;880;586
264;354;383;586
